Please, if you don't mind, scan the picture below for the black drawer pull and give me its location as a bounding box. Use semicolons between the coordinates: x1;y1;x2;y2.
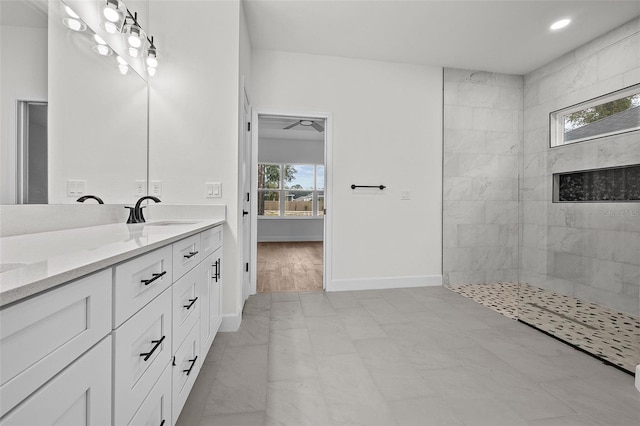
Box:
183;251;199;259
141;271;166;286
183;356;198;376
140;335;166;361
183;297;198;310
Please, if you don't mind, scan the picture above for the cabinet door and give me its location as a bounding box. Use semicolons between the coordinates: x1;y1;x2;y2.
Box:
114;245;173;328
127;363;171;426
199;250;222;357
172;266;200;351
0;269;111;417
172;322;200;426
0;336;111;426
113;288;172;426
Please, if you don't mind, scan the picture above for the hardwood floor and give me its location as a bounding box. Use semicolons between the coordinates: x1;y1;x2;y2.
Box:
257;242;323;293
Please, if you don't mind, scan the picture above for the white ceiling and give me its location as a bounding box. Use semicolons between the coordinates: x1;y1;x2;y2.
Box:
243;0;640;75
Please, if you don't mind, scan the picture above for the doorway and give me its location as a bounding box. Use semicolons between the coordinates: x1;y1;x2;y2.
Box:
252;113;331;293
17;101;48;204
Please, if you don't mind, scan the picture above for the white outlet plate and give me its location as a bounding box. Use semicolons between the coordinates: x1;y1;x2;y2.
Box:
67;179;86;197
150;180;162;197
205;182;221;198
134;180;146;197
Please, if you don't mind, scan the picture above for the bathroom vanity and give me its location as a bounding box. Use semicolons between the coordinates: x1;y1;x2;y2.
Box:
0;213;224;425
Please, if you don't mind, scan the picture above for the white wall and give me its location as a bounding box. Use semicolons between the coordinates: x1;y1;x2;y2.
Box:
0;25;47;204
252;50;443;290
257;137;324;242
149;0;243;318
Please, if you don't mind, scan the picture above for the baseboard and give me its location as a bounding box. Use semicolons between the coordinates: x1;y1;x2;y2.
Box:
326;275;442;292
257;236;323;242
219;312;242;332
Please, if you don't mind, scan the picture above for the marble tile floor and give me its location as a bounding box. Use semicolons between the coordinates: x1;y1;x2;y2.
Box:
447;283;640;374
177;287;639;426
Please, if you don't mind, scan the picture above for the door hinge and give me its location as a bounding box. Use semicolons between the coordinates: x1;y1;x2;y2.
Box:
247;122;251;131
245;262;249;272
246;192;250;202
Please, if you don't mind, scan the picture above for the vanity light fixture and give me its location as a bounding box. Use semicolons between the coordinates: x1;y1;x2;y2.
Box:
550;18;571;31
103;0;125;23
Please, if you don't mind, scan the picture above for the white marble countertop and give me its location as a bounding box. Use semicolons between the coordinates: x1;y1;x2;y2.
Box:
0;219;225;307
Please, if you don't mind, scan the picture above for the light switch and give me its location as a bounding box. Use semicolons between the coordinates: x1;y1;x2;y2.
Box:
67;179;86;196
205;182;221;198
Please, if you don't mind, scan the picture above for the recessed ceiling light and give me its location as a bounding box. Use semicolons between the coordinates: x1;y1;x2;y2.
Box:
550;18;571;31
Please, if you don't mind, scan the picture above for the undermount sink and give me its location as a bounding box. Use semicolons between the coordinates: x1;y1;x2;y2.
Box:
144;221;199;227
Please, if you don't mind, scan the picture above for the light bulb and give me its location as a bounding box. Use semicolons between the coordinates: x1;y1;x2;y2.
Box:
128;47;139;58
103;21;118;34
93;44;112;56
118;64;129;75
62;18;86;32
94;34;107;45
147;67;156;77
64;5;79;19
116;55;127;65
103;0;121;23
128;34;142;48
146;56;158;68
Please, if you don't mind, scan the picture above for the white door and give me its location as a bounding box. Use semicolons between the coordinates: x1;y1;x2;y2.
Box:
241;87;252;301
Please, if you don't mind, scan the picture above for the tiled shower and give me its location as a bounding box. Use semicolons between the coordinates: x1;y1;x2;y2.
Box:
443;18;640;374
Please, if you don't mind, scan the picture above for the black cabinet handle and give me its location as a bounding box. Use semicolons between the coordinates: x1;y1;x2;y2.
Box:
183;356;198;376
160;421;165;426
213;259;219;282
140;335;165;361
183;251;199;259
216;258;221;281
141;271;166;286
183;297;198;310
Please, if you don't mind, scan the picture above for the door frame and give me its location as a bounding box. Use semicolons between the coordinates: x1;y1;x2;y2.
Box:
250;109;333;293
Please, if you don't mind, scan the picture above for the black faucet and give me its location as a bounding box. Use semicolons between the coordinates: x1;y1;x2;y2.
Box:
77;195;104;204
126;196;161;223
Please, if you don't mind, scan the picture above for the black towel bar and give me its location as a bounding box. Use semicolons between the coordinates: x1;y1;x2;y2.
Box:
351;184;386;190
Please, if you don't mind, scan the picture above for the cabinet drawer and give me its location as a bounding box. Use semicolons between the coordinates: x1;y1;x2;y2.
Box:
172;322;200;425
113;288;172;426
127;363;171;426
172;234;201;281
0;269;111;418
200;225;223;259
114;245;172;327
0;336;112;426
172;266;201;351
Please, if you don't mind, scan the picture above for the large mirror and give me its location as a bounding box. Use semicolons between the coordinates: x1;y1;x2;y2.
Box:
0;0;149;205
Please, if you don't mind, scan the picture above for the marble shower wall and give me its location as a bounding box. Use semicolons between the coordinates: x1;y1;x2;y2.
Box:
522;17;640;315
443;69;523;285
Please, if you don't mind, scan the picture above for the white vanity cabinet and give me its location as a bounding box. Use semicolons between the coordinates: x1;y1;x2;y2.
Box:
0;222;224;426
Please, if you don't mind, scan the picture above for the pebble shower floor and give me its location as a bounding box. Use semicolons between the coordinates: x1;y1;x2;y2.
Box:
446;282;640;374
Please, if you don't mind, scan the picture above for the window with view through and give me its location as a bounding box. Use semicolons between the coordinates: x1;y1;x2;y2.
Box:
550;84;640;147
258;163;324;217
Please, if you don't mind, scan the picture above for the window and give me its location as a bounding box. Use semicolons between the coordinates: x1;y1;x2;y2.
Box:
550;84;640;147
553;164;640;202
258;164;325;217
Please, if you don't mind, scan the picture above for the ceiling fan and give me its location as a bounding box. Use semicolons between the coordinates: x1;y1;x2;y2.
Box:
283;119;324;132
